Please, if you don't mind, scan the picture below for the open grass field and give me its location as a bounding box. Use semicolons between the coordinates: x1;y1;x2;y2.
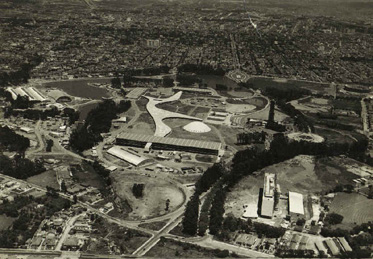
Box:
75;163;106;189
156;101;178;112
315;127;356;145
190;106;210;119
329;193;373;227
225;155;359;219
0;215;15;230
314;156;360;186
165;118;220;142
126;113;155;135
138;219;169;231
135;97;148;112
26;170;60;189
125;104;137;118
213;124;245;148
177;104;196;115
111;172;185;220
156;101;195;116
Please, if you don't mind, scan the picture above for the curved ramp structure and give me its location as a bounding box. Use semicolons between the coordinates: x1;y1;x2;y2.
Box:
144;91;202;137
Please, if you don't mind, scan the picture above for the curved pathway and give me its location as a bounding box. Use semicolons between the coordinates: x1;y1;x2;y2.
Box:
144;91;202;137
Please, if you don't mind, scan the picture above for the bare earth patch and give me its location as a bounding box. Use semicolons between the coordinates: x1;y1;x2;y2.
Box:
111;172;185;220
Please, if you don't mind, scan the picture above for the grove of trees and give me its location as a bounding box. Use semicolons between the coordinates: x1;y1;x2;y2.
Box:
182;163;225;236
0;126;30;153
132;183;145;198
69;100;131;152
0;155;45;179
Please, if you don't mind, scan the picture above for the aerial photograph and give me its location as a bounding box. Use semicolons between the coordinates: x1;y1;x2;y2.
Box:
0;0;372;258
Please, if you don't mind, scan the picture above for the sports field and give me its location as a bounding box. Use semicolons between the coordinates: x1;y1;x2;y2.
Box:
329;193;373;226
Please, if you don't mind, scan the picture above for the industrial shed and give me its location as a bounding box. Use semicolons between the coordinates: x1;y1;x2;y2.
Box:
324;239;340;256
7;87;48;102
337;237;352;252
116;132;222;155
107;146;153;167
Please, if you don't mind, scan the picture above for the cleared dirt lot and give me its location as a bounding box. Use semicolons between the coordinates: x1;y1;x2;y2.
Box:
111;172;185;220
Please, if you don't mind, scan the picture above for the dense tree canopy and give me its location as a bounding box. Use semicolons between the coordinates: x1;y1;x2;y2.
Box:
0;126;30;153
70;100;131;152
0;155;45;179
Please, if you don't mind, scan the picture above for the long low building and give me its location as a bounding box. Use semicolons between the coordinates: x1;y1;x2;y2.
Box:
324;238;340;256
107;146;153;167
7;87;48;102
116;132;222;155
288;191;305;220
261;173;275;218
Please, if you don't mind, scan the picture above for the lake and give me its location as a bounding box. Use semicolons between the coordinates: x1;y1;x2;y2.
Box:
43;78;110;100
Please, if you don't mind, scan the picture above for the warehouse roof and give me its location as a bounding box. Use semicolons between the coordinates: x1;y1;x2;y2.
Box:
261;197;274;218
289;191;304;215
126;87;147;99
117;132;221;151
324;239;340;256
315;240;327;253
107;146;152;166
338;237;352;252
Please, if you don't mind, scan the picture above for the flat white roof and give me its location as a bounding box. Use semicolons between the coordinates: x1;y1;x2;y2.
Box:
107;146;151;166
261;197;274;218
242;204;258;218
113;116;127;123
289;191;304;215
264;173;275;197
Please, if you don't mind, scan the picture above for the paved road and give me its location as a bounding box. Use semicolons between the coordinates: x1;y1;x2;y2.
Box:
187;236;274;258
55;213;84;251
26;120;44;157
0;172;155;236
132;189;212;256
132;211;185;256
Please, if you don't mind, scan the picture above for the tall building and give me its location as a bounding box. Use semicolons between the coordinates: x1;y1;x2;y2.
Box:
361;96;373;135
268;100;275;123
261;173;276;218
